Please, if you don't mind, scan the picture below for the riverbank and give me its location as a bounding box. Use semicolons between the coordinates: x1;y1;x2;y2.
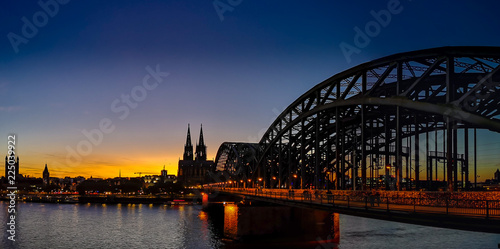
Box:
0;194;201;205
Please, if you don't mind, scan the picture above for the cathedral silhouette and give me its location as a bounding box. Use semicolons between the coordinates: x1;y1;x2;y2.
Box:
177;124;215;186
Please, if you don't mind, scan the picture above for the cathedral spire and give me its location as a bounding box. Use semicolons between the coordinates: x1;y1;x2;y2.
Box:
186;124;192;146
199;124;205;148
183;124;194;161
195;124;207;161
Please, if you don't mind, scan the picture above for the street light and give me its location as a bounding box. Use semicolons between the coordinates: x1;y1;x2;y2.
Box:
271;176;277;189
385;164;391;189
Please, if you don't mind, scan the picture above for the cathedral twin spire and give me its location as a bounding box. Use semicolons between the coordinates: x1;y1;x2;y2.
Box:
183;124;206;161
183;124;193;160
196;124;206;161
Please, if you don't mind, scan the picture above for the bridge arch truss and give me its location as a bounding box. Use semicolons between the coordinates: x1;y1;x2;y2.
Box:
217;47;500;191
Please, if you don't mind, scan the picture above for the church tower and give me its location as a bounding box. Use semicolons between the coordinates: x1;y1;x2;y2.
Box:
183;124;194;161
195;124;207;161
43;164;50;185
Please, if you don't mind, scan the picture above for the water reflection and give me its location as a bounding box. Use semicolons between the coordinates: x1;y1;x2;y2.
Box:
220;202;340;248
1;201;224;249
223;204;239;239
198;211;208;221
1;201;499;248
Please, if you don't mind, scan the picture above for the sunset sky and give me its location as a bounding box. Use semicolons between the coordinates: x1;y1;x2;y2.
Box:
1;1;500;179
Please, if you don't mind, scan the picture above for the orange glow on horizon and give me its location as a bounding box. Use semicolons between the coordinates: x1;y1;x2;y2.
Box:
8;145;500;181
17;156;181;179
4;133;218;179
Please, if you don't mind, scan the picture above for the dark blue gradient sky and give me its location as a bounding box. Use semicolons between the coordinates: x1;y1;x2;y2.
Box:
1;0;500;178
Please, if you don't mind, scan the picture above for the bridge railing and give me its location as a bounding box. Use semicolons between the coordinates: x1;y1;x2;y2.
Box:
210;187;500;219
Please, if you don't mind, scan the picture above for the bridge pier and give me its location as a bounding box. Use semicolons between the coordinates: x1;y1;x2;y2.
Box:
223;202;339;243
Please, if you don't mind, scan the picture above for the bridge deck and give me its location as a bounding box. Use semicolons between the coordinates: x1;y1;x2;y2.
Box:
209;188;500;233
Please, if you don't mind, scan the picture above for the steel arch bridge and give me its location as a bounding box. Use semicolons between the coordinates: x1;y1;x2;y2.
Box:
214;46;500;192
214;142;259;178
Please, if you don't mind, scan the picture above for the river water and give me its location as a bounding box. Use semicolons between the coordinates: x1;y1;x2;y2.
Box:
1;201;499;248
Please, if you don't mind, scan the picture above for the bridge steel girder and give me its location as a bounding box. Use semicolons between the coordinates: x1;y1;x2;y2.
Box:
213;142;259;184
216;47;500;191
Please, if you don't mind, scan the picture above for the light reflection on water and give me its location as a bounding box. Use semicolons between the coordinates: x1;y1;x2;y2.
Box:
1;201;223;249
223;204;238;240
1;201;500;249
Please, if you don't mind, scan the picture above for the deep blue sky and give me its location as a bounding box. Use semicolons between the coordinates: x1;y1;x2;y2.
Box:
1;0;500;178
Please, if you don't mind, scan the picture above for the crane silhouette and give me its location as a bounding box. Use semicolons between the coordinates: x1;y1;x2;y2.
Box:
134;172;156;177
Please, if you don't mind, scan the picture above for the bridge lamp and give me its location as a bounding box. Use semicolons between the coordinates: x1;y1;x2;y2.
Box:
258;178;263;181
272;176;277;180
293;174;298;178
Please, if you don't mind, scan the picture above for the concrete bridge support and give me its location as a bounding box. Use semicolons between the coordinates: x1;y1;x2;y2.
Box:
223;202;339;243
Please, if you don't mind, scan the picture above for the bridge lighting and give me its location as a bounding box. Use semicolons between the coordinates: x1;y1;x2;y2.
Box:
258;178;262;181
272;176;276;180
247;179;251;182
293;174;297;178
240;180;243;183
